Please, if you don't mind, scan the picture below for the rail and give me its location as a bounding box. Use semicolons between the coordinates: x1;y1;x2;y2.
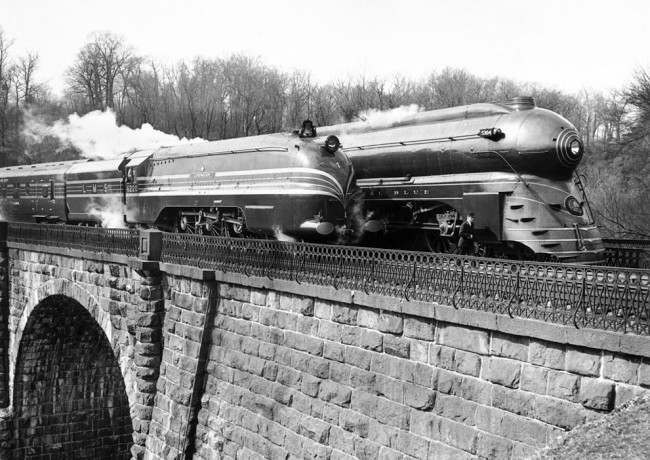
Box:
161;232;650;336
6;222;140;257
603;238;650;269
4;223;649;335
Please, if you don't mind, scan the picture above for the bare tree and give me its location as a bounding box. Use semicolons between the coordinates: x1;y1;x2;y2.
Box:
14;52;39;105
66;32;134;112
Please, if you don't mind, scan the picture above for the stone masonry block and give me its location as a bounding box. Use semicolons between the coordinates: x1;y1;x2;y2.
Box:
323;342;345;363
367;419;399;448
319;380;352;407
485;357;521;389
395;430;429;459
491;385;535;418
533;395;586;429
403;317;435;341
579;377;615;410
301;374;322;397
566;348;601;376
340;325;360;345
410;410;441;439
458;376;492;405
439;417;478;454
340;409;370;437
410;339;428;364
314;300;332;320
438;324;489;355
529;340;565;370
520;364;548;395
359;329;383;352
547;371;580;402
357;308;379;329
350;368;376;394
319;321;341;342
603;354;639;384
639;362;650;388
299;417;331;444
383;335;410;359
345;347;372;371
351;390;378;418
377;311;403;335
375;398;409;430
329;426;355;455
378;446;404;460
404;383;435;410
332;304;358;325
476;431;512;459
250;288;267;306
614;383;646;407
454;349;482;377
490;333;528;361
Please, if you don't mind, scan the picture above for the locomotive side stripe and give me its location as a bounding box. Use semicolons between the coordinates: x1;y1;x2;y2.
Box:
145;167;343;186
136;175;341;191
67;189;342;200
135;190;341;198
507;237;603;243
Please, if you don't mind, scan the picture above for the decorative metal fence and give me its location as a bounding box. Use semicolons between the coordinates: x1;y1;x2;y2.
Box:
161;233;650;335
5;223;649;335
7;222;140;257
603;239;650;269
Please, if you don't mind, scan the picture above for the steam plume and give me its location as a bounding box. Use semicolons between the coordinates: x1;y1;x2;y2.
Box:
354;104;424;127
86;196;128;229
23;109;207;160
273;226;296;243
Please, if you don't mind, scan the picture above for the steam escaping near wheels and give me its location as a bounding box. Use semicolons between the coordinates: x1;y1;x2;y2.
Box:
273;226;296;243
86;197;128;229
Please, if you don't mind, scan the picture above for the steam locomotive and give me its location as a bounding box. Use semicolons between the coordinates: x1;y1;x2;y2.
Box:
317;96;605;263
0;131;353;239
0;96;604;264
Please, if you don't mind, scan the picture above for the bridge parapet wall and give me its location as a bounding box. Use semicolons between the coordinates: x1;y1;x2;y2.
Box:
182;270;650;459
0;224;647;459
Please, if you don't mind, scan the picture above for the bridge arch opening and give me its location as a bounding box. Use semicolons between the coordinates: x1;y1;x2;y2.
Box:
13;294;133;459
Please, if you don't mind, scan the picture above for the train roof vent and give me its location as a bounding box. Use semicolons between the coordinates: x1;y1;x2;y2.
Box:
506;96;536;111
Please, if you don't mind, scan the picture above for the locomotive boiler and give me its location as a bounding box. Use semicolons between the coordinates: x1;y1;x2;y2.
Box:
317;97;605;263
0;131;353;239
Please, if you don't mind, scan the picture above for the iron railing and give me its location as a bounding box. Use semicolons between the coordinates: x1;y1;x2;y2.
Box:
603;238;650;269
7;222;140;257
5;223;649;335
161;233;650;335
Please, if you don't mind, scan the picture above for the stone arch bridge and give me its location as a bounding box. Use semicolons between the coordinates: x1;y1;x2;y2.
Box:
0;223;647;459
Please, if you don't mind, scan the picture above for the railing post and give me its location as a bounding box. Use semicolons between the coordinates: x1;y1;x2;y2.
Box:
139;229;162;261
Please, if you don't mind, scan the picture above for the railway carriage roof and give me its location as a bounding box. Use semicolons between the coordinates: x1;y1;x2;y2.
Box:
0;159;87;179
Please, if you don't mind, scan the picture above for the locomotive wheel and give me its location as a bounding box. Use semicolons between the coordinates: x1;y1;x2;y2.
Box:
179;216;189;232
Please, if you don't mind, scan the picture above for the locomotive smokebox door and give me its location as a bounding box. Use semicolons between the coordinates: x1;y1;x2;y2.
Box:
462;192;503;240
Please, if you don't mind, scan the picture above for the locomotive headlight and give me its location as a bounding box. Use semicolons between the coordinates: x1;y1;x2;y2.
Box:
324;135;341;154
565;196;584;216
569;139;583;157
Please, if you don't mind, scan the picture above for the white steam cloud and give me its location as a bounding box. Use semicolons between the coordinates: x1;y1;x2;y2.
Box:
273;226;296;243
23;109;207;160
86;196;128;229
355;104;424;127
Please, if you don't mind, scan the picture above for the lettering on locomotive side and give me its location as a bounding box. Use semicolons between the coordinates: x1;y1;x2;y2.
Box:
370;187;432;199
